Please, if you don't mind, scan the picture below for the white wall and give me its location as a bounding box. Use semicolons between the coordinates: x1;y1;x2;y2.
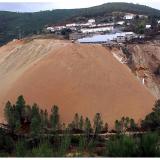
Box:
81;26;114;33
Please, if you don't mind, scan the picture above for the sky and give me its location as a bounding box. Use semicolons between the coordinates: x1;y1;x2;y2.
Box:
0;0;159;12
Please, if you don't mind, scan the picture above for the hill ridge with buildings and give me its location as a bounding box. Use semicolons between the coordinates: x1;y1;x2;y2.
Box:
0;2;160;46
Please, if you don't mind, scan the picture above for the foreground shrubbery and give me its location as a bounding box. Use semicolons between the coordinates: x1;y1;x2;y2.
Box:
0;95;160;157
105;132;160;157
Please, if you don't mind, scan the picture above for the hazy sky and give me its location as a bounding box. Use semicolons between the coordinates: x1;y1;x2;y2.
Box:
0;0;159;12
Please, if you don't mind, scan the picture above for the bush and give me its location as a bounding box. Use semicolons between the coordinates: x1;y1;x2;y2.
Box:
106;135;138;157
15;140;28;157
31;141;54;157
0;128;14;154
139;132;160;157
141;100;160;130
58;133;71;156
78;136;86;152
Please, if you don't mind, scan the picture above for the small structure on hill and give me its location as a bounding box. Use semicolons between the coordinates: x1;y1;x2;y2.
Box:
78;32;136;44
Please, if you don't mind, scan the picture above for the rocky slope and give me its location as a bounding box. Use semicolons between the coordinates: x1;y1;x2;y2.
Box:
0;38;155;128
110;40;160;99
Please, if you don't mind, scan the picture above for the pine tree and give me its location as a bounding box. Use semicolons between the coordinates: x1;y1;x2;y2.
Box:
40;109;45;128
79;116;84;130
103;122;109;133
50;105;60;131
30;103;41;134
93;113;103;134
59;130;71;156
31;141;53;157
25;105;32;122
73;113;79;129
44;109;49;127
4;101;15;130
30;116;41;135
115;120;121;133
84;117;92;138
130;119;137;131
15;95;26;124
78;135;86;152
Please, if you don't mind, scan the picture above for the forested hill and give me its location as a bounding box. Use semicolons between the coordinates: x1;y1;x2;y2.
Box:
84;3;160;17
0;2;160;45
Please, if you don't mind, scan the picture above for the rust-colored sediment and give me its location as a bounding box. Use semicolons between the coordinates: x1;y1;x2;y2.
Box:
0;39;155;128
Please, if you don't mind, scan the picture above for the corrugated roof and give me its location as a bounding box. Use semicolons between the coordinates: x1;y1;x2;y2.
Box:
78;32;134;43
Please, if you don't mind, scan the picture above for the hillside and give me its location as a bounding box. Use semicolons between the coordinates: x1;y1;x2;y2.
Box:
127;41;160;99
81;3;160;17
0;2;160;45
108;40;160;100
0;38;155;127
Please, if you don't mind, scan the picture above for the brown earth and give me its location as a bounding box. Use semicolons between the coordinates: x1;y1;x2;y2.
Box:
0;38;156;128
108;40;160;100
122;41;160;99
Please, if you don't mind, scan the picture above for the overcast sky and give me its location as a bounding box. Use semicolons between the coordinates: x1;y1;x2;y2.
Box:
0;0;159;12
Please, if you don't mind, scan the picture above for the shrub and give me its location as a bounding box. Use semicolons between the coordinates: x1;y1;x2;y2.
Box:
58;133;71;156
15;140;28;157
139;132;160;157
31;141;54;157
106;135;138;157
0;128;14;154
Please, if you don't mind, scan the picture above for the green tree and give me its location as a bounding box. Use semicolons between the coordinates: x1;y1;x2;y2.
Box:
115;120;121;133
14;95;26;128
30;117;41;135
31;141;54;157
30;103;41;135
16;95;26;116
79;116;84;130
93;113;103;134
73;113;79;129
15;140;28;157
132;20;146;34
0;128;14;154
84;117;92;138
40;109;45;128
61;28;72;39
4;101;16;130
130;119;138;131
59;132;71;156
50;105;60;131
139;132;160;157
78;136;86;152
141;100;160;130
115;117;135;133
44;109;49;127
103;122;108;133
24;105;32;122
106;135;137;157
124;117;130;130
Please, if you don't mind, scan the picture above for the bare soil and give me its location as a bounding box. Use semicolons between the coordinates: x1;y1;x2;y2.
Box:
0;38;155;128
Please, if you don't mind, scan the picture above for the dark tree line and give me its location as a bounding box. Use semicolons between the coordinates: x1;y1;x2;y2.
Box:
4;95;160;135
4;95;109;136
4;96;60;135
2;95;160;157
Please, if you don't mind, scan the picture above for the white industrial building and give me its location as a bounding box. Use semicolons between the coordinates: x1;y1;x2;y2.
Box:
116;21;125;25
81;26;114;33
146;25;151;29
78;32;136;44
97;23;115;27
88;19;96;24
66;23;78;27
123;14;135;20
